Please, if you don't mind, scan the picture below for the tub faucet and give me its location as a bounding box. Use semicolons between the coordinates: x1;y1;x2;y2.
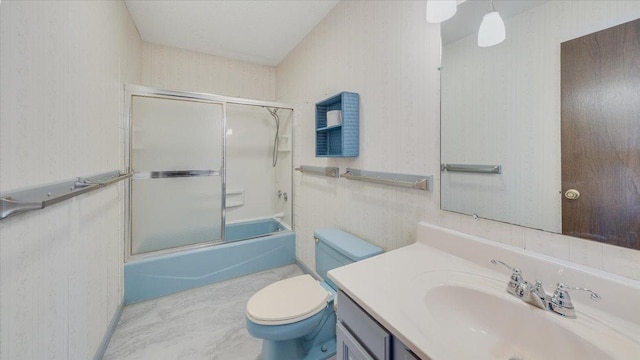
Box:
277;190;288;202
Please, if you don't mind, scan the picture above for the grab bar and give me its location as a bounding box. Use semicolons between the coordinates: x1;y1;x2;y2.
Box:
441;163;502;174
0;170;132;221
295;166;339;178
340;168;433;191
0;198;45;219
133;169;221;180
98;172;132;187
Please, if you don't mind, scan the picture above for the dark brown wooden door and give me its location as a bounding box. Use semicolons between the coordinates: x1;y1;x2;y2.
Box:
561;18;640;250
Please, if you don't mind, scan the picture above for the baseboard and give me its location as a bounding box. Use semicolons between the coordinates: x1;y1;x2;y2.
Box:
93;300;125;360
296;258;322;280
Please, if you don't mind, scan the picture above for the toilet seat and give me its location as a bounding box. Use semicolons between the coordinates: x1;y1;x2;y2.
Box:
246;275;331;325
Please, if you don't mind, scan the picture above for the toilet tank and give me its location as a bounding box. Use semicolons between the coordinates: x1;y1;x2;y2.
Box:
314;228;383;290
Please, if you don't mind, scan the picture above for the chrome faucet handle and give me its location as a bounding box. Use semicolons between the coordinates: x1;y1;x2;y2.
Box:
491;259;516;271
490;259;523;296
550;282;601;318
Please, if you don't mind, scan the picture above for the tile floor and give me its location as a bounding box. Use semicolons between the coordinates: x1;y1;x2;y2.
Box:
104;264;306;360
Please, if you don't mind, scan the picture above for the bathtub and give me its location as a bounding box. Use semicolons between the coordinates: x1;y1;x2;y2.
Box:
225;218;288;242
124;218;295;304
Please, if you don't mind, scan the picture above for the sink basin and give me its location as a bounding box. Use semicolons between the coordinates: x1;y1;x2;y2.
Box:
396;271;634;360
424;284;610;360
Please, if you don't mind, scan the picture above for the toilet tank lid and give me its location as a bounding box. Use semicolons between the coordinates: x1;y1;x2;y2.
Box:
314;228;383;261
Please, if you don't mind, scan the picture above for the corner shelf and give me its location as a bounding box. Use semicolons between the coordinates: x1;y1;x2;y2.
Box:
315;92;359;157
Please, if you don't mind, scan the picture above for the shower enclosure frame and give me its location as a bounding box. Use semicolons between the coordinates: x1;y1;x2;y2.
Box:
123;84;295;262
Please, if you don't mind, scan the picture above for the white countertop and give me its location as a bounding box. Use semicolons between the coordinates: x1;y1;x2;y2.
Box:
328;222;640;360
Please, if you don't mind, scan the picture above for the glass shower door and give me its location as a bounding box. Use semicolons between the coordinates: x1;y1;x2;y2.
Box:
130;95;224;255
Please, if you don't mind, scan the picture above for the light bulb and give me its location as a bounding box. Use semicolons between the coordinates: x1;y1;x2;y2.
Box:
478;11;505;47
426;0;458;24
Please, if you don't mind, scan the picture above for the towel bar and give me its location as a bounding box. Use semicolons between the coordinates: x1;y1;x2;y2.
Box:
295;166;339;178
0;170;132;220
340;168;433;191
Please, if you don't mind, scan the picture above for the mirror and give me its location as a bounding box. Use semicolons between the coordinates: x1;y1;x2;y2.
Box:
440;0;640;250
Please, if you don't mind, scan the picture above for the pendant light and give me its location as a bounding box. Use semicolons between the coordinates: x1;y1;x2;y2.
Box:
477;0;505;47
426;0;458;24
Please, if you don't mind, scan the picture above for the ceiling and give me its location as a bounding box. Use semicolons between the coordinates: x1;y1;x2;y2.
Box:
125;0;340;66
442;0;548;45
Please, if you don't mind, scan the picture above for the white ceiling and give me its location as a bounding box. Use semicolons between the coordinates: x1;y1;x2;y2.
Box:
125;0;340;66
442;0;548;45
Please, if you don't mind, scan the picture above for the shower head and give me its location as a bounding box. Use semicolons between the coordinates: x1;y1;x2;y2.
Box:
266;107;281;167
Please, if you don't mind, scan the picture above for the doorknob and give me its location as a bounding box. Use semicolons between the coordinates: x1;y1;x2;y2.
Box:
564;189;580;200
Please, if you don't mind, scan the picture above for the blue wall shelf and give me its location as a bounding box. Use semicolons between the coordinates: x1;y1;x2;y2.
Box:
315;92;359;157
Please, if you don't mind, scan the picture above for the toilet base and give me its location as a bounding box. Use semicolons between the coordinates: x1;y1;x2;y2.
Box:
260;339;304;359
255;308;337;360
303;338;335;360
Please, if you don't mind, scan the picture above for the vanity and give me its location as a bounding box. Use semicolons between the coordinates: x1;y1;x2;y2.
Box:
327;222;640;359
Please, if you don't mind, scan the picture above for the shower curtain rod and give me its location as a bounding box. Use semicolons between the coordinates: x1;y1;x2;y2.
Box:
125;84;294;110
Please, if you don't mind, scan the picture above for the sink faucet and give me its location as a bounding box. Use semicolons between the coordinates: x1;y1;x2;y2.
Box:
490;259;600;317
517;280;548;310
491;259;548;310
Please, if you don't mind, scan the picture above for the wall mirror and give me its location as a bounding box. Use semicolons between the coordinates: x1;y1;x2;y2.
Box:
440;0;640;250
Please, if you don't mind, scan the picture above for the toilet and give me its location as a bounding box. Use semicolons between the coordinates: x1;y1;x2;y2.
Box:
246;228;383;360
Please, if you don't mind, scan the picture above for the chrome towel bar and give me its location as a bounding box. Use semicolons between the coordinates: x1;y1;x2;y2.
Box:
133;169;220;180
0;170;132;221
295;166;339;178
441;163;502;174
340;168;433;191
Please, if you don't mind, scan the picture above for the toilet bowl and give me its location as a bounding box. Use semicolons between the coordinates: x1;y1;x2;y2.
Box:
246;228;383;360
246;275;336;360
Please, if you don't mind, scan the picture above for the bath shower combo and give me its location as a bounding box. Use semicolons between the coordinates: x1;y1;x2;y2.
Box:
122;84;295;304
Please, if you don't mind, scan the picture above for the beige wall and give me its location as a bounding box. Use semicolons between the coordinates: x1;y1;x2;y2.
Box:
140;42;276;101
277;0;440;269
0;1;141;359
277;0;640;281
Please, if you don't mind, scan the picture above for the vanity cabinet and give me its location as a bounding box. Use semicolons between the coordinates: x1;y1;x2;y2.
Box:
315;92;359;158
336;291;420;360
336;322;375;360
